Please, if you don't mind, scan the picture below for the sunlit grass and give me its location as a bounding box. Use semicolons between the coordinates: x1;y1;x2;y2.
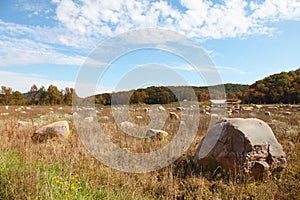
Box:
0;105;299;199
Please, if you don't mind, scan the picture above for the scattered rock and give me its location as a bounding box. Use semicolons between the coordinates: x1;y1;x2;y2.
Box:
176;107;185;111
158;105;165;111
194;118;287;179
265;111;271;116
255;105;263;109
146;128;168;139
267;106;279;110
84;116;94;123
143;108;149;113
242;106;254;111
99;116;109;122
120;121;135;129
136;116;143;120
232;104;241;110
17;121;38;128
31;121;70;143
200;109;207;114
169;112;179;120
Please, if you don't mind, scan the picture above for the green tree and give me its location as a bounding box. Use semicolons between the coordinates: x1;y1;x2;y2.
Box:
63;87;74;105
37;86;48;105
47;85;61;105
12;91;25;105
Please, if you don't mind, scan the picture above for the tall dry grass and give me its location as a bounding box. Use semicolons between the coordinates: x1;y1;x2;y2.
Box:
0;105;299;199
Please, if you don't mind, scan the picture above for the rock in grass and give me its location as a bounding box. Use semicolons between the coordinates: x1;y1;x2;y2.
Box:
146;129;168;139
31;121;70;143
194;118;287;179
169;112;179;120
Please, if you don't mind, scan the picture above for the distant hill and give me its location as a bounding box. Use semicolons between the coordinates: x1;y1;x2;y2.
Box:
94;68;300;105
246;68;300;104
1;68;299;106
95;83;249;105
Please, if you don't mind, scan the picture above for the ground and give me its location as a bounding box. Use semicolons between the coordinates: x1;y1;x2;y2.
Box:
0;104;299;199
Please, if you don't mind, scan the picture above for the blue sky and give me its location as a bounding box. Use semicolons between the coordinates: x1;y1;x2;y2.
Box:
0;0;299;94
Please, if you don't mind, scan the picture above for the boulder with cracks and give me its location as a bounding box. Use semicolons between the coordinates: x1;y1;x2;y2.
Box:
194;118;287;179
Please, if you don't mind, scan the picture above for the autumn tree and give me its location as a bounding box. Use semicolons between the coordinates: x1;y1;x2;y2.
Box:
1;86;13;105
29;84;38;104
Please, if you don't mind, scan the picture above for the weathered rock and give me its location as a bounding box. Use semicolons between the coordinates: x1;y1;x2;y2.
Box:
283;111;291;115
17;121;38;128
99;116;109;122
194;118;287;179
136;116;143;120
265;111;271;116
169;112;179;120
84;116;94;123
31;121;70;143
146;129;168;139
242;106;254;111
176;107;185;111
120;121;135;129
158;105;165;111
255;105;263;109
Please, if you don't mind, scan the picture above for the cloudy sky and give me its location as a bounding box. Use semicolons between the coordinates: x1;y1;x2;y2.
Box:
0;0;299;94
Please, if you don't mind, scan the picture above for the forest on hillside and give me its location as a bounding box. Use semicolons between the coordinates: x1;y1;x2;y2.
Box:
0;68;299;105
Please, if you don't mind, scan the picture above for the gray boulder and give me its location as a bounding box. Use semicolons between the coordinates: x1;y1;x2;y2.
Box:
194;118;287;178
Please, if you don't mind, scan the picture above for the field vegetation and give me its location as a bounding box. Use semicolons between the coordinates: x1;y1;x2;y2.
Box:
0;105;299;199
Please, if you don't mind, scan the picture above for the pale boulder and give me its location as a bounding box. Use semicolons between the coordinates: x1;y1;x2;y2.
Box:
158;105;165;111
194;118;287;179
146;128;168;139
169;112;179;120
31;121;70;142
265;111;271;116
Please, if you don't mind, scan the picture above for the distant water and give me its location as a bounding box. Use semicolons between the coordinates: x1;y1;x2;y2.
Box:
210;99;226;104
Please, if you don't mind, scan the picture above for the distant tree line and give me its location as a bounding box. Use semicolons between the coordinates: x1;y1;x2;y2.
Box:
96;84;247;105
0;84;75;106
95;68;300;105
1;68;299;106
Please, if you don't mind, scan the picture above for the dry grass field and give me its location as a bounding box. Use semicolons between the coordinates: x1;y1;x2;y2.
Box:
0;104;299;199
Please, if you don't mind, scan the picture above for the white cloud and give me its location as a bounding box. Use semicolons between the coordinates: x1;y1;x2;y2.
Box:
0;21;87;66
1;0;300;68
0;36;85;67
250;0;300;21
48;0;300;47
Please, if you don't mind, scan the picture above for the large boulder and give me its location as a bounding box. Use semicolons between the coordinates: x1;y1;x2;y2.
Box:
31;121;70;143
194;118;287;178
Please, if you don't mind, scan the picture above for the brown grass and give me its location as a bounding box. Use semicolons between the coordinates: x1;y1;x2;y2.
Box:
0;105;299;199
